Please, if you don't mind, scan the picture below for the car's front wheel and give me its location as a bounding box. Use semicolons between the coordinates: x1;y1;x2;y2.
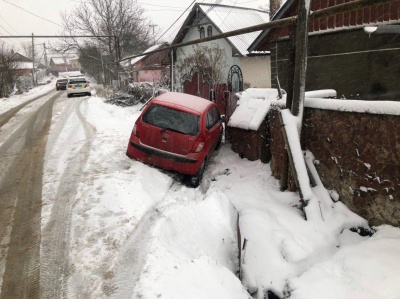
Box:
189;160;206;188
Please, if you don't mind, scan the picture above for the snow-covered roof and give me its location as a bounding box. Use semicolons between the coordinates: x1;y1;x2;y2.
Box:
173;3;269;56
228;88;279;130
130;44;164;65
13;62;38;70
198;4;269;56
51;56;78;65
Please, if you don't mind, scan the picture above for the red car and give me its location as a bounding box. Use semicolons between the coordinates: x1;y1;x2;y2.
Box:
126;92;223;187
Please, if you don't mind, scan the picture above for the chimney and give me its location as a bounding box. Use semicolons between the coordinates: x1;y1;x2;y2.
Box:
269;0;281;19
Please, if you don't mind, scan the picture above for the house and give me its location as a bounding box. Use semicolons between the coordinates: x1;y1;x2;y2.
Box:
248;0;400;101
11;52;46;90
129;43;170;85
171;3;271;116
49;56;81;76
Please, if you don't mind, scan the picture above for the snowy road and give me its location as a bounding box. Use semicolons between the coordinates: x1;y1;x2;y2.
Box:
0;89;62;298
0;89;96;298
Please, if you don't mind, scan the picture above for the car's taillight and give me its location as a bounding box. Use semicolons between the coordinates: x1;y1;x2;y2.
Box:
86;83;90;87
68;84;71;88
191;134;205;153
132;124;139;137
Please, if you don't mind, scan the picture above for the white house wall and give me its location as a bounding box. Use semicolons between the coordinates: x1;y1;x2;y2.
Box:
240;56;271;88
174;22;241;91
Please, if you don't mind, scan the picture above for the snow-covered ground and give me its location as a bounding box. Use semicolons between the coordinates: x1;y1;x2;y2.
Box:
1;86;400;298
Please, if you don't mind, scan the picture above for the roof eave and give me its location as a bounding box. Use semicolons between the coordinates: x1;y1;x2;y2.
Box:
248;0;295;52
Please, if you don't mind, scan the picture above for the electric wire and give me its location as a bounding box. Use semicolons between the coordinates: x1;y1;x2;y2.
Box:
2;0;63;27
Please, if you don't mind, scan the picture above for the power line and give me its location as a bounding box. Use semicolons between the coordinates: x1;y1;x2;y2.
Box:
0;14;20;34
0;23;12;35
2;0;63;27
155;0;197;43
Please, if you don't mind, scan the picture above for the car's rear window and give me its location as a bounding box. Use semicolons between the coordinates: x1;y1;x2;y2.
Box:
57;79;68;83
69;78;86;84
143;104;200;136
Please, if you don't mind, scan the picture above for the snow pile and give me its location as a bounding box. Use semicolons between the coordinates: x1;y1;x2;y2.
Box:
228;88;279;131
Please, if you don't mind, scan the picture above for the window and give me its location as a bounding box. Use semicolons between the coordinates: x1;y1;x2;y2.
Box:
143;104;200;136
199;27;205;38
207;25;213;37
206;108;213;130
206;106;221;130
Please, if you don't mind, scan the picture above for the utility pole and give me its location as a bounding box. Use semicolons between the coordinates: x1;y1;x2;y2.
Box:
31;33;36;86
43;42;48;73
150;24;157;45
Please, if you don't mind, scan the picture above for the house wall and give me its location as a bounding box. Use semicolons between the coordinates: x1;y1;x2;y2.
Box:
138;69;162;82
240;56;272;88
268;106;400;227
175;23;241;91
271;28;400;101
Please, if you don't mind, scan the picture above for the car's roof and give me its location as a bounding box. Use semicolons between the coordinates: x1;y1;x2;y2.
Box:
151;92;213;114
57;78;68;81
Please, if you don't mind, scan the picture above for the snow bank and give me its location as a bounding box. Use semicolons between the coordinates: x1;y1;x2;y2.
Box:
290;225;400;299
228;88;279;131
130;188;247;299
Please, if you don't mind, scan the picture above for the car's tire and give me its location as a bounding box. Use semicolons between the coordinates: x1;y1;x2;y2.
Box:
189;160;206;188
87;92;91;96
67;94;72;98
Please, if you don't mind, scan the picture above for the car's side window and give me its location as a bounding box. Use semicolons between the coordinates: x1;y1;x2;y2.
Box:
206;108;214;130
213;106;221;125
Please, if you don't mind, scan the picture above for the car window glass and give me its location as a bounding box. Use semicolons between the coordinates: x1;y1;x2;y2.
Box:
206;109;214;130
143;104;200;136
213;106;221;125
69;79;86;83
57;79;68;83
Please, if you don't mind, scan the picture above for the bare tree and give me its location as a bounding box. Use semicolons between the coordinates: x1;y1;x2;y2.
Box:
0;42;17;97
176;44;228;85
55;0;152;81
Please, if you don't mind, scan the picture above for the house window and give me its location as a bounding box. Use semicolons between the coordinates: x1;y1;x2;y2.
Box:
199;27;205;38
207;25;213;37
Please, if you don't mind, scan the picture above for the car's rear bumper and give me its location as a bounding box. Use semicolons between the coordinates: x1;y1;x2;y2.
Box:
126;139;202;175
67;87;91;95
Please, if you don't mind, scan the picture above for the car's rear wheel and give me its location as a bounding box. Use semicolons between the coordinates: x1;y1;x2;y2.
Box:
67;94;72;98
215;132;223;150
189;160;206;188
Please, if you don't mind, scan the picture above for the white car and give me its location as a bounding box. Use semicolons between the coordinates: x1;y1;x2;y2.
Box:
66;77;91;97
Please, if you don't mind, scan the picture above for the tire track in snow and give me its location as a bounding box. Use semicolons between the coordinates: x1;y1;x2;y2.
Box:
108;181;208;298
0;92;60;299
40;97;96;299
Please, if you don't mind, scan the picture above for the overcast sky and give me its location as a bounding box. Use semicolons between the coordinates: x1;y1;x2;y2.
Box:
0;0;268;55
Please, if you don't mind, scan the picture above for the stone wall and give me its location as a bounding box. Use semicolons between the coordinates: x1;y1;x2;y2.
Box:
268;106;400;226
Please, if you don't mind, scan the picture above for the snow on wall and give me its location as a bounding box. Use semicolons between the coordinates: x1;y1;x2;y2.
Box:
228;88;279;131
305;97;400;115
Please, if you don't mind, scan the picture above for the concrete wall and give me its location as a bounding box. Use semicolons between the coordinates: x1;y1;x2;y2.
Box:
240;56;272;88
268;106;400;226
